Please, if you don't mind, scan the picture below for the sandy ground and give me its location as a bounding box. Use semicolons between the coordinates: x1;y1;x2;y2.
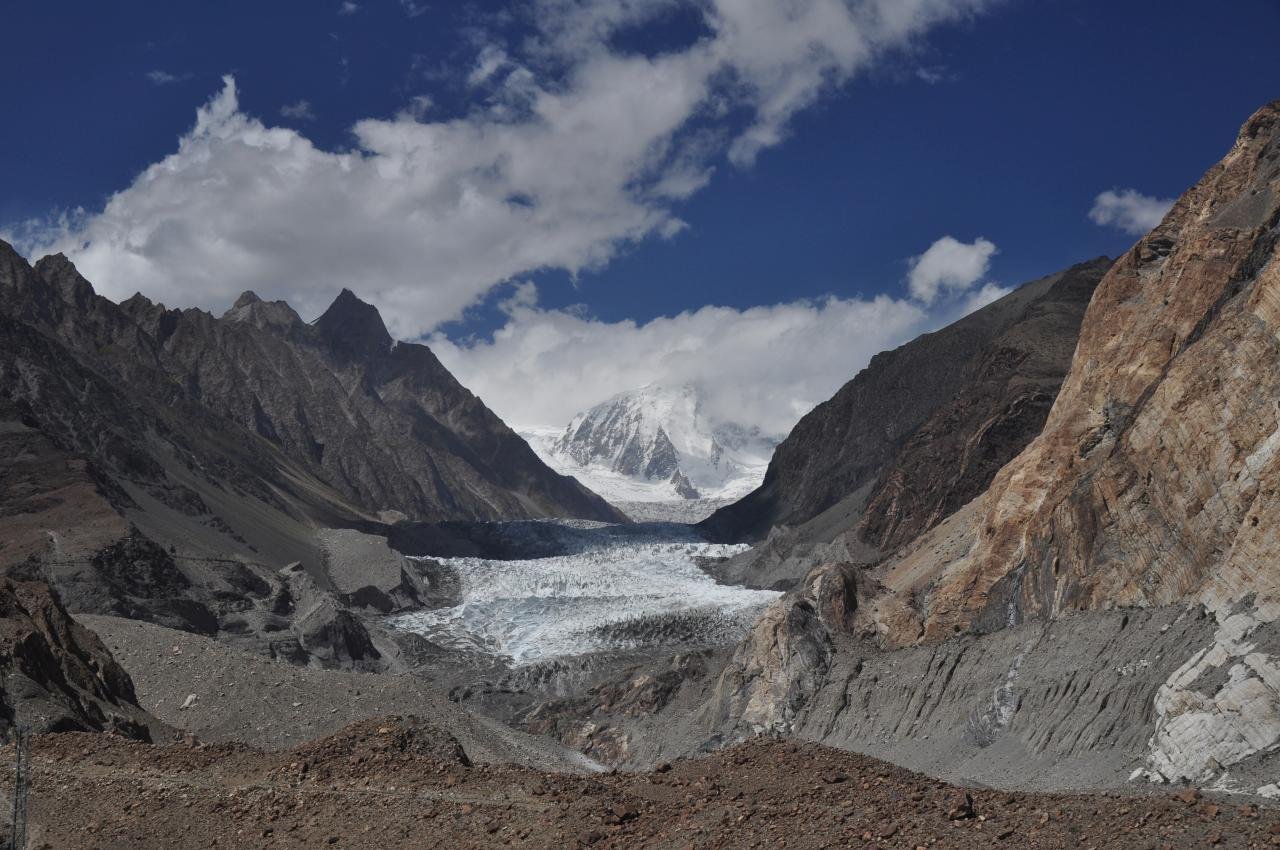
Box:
5;720;1277;850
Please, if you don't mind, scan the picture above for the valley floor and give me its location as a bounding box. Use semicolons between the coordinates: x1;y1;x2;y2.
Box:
10;610;1275;849
9;721;1277;849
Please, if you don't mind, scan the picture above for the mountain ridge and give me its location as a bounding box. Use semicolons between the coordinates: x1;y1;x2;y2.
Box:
697;256;1113;590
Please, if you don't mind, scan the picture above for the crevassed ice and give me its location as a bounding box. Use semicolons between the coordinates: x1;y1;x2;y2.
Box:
390;539;780;665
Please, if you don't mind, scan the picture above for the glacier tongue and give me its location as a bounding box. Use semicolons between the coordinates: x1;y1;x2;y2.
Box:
389;529;779;664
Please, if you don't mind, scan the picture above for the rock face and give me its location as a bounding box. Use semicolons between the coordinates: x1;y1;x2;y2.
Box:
117;283;619;526
883;102;1280;644
0;246;618;675
675;101;1280;796
700;258;1111;549
1;247;617;532
0;580;156;739
698;258;1110;595
0;243;619;566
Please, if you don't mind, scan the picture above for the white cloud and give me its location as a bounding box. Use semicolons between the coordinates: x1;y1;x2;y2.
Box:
400;0;428;18
146;70;192;86
434;234;1005;434
338;1;361;14
400;95;433;120
13;0;996;338
1088;188;1175;235
906;235;996;303
915;65;951;84
280;99;316;121
467;45;509;87
431;287;932;435
959;280;1012;314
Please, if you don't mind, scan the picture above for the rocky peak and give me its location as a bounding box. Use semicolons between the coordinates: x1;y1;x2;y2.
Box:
0;241;67;327
0;238;33;292
223;289;304;333
670;469;700;500
34;252;93;305
313;288;394;361
118;291;164;319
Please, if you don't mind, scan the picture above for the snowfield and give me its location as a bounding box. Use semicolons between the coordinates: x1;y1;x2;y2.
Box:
389;525;779;665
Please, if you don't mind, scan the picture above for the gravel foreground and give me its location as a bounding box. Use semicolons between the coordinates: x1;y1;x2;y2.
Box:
6;717;1278;850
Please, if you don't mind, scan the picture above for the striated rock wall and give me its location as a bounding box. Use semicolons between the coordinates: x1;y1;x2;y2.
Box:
878;101;1280;646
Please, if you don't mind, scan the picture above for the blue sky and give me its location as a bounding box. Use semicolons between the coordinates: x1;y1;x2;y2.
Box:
3;0;1278;430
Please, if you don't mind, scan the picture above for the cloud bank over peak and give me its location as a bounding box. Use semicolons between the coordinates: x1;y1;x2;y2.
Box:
433;234;1010;435
6;0;995;337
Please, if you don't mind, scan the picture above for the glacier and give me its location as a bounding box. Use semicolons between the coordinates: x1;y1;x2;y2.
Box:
389;525;780;665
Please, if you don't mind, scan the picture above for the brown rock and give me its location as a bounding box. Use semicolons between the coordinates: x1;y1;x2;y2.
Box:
1175;788;1202;806
884;100;1280;645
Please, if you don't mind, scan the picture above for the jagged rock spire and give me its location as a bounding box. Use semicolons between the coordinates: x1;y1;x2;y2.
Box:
313;288;393;360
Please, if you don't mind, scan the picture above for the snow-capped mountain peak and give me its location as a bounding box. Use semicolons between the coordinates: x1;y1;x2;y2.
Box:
521;383;778;511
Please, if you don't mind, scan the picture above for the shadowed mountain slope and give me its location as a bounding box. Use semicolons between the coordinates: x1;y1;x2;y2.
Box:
698;257;1111;591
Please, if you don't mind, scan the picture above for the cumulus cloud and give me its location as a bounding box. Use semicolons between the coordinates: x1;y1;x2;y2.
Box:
11;0;995;337
1088;188;1175;235
906;235;996;303
280;99;316;121
434;234;1006;433
338;1;360;14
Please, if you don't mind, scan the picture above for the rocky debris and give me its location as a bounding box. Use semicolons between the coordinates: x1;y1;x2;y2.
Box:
79;613;593;771
520;652;716;764
700;256;1110;549
13;725;1280;849
315;528;459;614
0;580;158;740
602;587;1270;793
21;522;395;674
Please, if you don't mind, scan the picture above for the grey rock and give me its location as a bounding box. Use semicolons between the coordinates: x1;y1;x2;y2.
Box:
700;258;1111;550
